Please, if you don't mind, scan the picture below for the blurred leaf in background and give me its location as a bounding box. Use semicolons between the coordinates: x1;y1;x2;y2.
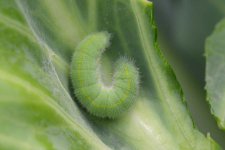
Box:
152;0;225;147
206;18;225;132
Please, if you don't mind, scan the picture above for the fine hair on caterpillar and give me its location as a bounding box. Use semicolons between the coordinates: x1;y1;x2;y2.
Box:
71;32;140;118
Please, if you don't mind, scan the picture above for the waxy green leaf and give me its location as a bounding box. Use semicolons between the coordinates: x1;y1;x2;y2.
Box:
0;0;221;149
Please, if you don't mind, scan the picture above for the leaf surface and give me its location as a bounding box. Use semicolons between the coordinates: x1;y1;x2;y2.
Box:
0;0;221;149
206;18;225;130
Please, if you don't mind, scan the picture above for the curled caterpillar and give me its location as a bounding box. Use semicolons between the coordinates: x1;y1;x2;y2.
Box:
71;32;139;118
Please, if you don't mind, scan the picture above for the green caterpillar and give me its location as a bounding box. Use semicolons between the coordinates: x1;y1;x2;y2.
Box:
71;32;139;118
